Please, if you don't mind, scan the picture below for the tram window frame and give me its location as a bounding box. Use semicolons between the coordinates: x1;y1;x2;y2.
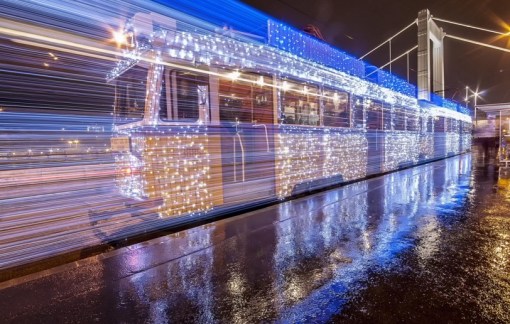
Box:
114;65;148;124
434;116;446;133
323;87;350;128
382;103;392;131
366;100;383;130
393;107;406;131
159;69;210;123
406;110;419;132
280;79;320;126
352;96;365;129
426;116;434;132
462;121;471;134
448;118;459;133
419;115;427;133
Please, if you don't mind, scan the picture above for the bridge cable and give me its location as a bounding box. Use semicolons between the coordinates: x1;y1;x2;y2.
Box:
432;17;510;36
365;45;418;77
444;34;510;54
359;19;417;60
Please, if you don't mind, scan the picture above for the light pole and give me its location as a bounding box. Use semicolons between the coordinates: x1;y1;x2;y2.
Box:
466;86;481;126
473;91;479;126
465;86;469;108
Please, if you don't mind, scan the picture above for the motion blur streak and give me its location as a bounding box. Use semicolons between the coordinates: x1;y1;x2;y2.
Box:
0;0;471;277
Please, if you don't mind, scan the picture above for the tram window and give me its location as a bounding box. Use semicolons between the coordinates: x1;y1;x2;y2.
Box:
427;116;433;132
323;88;349;127
281;80;319;126
448;118;458;132
462;122;471;133
466;122;472;133
366;100;383;130
219;72;273;124
419;116;427;133
393;107;406;131
160;70;209;122
352;96;364;128
382;103;392;130
407;110;419;131
114;65;147;123
434;116;445;132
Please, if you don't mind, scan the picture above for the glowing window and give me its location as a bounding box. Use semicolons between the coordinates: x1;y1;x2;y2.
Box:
323;88;349;128
115;65;147;124
219;72;273;124
281;80;319;126
160;70;209;122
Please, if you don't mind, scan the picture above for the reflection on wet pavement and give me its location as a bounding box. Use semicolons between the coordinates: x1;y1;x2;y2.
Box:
0;154;509;323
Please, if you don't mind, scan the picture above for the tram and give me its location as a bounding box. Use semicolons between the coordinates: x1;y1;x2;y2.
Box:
109;10;472;218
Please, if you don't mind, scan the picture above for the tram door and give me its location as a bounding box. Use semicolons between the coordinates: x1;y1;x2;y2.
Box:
365;100;384;175
219;74;275;204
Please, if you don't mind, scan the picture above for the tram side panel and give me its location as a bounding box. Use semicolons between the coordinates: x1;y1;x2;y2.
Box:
446;132;461;156
460;121;472;153
275;127;367;198
366;130;384;175
433;116;447;159
419;133;435;162
383;132;421;171
446;118;461;156
323;130;367;183
114;128;223;217
275;128;324;198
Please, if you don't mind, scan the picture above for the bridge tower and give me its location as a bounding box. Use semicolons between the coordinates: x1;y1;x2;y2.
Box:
417;9;446;101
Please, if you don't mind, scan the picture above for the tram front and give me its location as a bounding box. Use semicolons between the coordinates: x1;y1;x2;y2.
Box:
109;13;222;218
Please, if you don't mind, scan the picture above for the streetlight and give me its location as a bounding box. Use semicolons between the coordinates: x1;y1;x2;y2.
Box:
465;86;482;126
473;91;479;126
465;86;469;108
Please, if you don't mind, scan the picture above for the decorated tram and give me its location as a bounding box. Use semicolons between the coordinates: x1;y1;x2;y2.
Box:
109;10;472;218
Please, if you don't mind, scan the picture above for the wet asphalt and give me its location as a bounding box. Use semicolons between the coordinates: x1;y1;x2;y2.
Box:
0;153;508;323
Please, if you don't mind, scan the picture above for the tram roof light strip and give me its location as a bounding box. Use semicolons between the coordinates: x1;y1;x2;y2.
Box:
266;20;417;98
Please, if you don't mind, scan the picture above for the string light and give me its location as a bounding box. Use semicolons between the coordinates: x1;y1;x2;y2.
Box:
109;8;472;213
0;0;474;274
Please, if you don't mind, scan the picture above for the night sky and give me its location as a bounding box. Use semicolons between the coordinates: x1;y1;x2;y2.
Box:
241;0;510;106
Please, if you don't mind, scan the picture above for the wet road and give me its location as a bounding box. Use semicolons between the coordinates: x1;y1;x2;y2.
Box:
0;154;509;323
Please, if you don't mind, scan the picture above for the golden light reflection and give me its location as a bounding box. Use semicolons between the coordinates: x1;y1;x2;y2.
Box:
490;13;510;47
112;30;127;47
